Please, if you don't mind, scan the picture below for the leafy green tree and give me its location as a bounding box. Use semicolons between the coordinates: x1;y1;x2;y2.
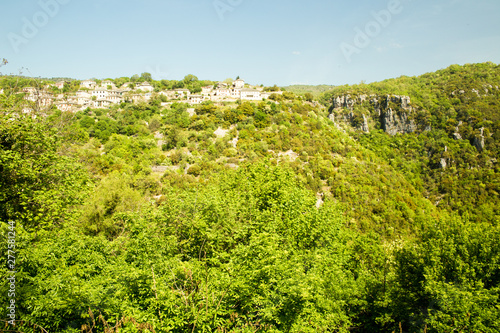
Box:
264;84;280;92
391;217;500;332
237;101;255;116
0;114;90;231
269;93;284;102
283;91;296;100
183;74;198;84
148;115;162;132
196;102;217;115
162;125;183;150
254;110;270;128
186;164;201;176
140;72;152;82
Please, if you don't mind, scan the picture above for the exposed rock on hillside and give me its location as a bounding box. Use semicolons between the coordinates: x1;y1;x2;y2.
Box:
330;111;370;133
329;94;420;135
473;127;485;151
361;114;369;133
381;107;417;135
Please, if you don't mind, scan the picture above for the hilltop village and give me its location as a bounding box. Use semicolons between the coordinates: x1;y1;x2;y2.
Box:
16;78;283;113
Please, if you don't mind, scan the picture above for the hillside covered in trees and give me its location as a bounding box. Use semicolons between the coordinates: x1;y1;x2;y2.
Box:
1;63;499;332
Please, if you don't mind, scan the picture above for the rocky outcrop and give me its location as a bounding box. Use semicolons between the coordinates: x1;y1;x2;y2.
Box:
327;113;346;133
331;95;372;109
439;158;447;169
377;95;411;110
330;94;418;135
330;111;370;133
381;108;417;135
361;114;369;133
331;94;411;112
453;121;463;140
473;127;485;152
438;146;450;169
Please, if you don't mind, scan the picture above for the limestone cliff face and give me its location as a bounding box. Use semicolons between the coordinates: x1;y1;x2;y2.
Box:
473;127;485;152
330;111;370;133
332;95;371;109
374;95;416;135
330;94;419;135
380;107;417;135
331;94;384;111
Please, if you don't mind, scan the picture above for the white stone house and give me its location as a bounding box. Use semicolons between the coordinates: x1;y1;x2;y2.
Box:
130;93;151;102
24;94;37;103
132;94;146;103
108;94;123;104
75;91;91;105
188;95;204;105
41;95;54;107
120;82;134;91
215;87;230;98
55;81;65;89
233;79;245;89
76;90;91;98
230;88;241;98
136;81;154;92
175;89;190;97
100;80;116;89
93;99;112;108
81;80;96;89
22;87;38;94
261;92;272;99
92;89;109;99
201;86;213;96
77;97;91;105
33;94;54;108
22;89;54;107
240;88;262;101
56;101;76;112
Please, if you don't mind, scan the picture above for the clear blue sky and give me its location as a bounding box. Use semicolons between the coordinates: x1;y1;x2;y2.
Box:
1;0;499;86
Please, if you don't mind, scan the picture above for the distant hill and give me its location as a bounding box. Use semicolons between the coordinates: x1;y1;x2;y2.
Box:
280;84;336;97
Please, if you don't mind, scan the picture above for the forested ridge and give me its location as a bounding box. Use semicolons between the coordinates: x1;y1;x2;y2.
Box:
0;63;499;332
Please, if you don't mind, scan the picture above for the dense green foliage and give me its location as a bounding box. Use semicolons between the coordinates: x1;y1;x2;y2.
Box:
0;116;90;231
1;63;499;332
320;62;500;226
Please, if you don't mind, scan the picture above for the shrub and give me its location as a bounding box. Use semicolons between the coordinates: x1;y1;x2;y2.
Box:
187;164;202;177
